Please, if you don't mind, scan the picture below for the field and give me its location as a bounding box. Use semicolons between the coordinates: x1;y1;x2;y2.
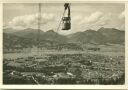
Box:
3;44;125;84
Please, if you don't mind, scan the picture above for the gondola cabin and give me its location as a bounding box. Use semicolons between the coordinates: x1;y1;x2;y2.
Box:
62;17;71;30
61;3;71;30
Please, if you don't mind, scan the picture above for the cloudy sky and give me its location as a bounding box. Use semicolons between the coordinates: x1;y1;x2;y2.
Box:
3;3;125;35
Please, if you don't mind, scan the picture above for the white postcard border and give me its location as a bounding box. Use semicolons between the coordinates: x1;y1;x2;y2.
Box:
0;0;128;89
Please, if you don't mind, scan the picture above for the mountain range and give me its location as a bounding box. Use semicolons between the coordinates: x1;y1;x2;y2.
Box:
68;27;124;44
3;27;125;49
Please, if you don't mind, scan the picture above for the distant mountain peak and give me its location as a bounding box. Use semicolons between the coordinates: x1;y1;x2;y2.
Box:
46;30;55;33
86;29;94;31
45;30;58;35
98;27;119;31
85;29;96;32
3;27;18;33
24;28;36;31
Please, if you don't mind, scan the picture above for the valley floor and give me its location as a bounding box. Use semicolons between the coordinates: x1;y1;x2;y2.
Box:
3;44;125;84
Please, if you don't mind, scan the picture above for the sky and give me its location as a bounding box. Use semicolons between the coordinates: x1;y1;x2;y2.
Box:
3;3;125;35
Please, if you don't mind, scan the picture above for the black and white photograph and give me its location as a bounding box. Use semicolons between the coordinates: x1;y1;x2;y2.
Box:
3;3;125;85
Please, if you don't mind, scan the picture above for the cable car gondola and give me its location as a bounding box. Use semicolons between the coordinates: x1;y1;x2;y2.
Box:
62;3;71;30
